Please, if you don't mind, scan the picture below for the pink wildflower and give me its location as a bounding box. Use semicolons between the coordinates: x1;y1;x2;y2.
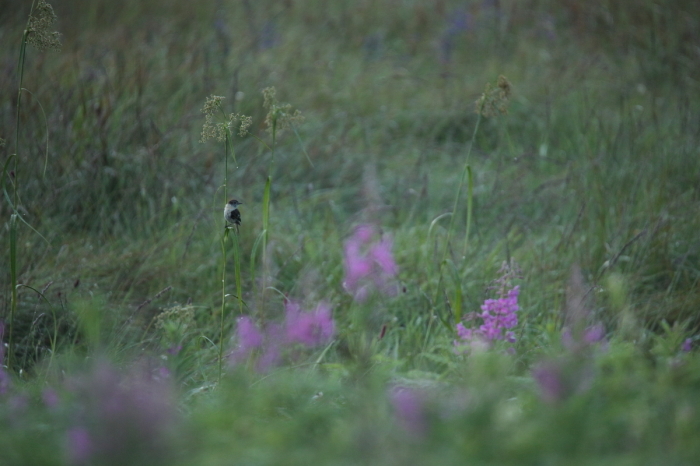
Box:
285;301;335;347
389;387;427;438
343;224;399;300
456;285;520;347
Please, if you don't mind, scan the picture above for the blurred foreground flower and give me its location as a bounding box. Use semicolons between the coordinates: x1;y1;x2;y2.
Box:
65;360;180;466
389;386;428;439
285;300;335;347
681;338;693;352
532;356;596;405
230;300;335;372
343;224;398;301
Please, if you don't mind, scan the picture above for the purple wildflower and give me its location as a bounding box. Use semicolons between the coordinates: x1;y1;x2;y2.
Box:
682;338;693;352
43;388;60;409
229;316;264;364
456;286;520;347
66;427;93;465
230;301;336;372
66;360;179;466
369;238;398;277
237;316;264;349
0;368;10;396
456;323;474;341
561;323;607;352
285;301;335;347
166;345;182;356
343;224;399;300
389;387;427;438
256;322;283;372
532;362;565;404
583;323;605;344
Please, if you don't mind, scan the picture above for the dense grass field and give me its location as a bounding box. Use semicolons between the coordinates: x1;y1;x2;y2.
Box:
2;0;700;464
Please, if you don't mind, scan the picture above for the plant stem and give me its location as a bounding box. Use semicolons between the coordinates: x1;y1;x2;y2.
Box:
7;11;34;370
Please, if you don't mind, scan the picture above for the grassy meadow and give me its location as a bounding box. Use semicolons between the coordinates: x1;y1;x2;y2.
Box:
2;0;700;464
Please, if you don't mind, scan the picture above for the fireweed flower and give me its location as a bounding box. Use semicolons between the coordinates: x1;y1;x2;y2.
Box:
285;300;335;347
66;361;179;466
455;286;520;349
42;388;60;410
532;361;565;404
561;323;607;352
232;316;264;358
256;323;284;373
66;427;93;465
230;301;336;372
343;224;398;300
682;338;693;352
389;386;428;439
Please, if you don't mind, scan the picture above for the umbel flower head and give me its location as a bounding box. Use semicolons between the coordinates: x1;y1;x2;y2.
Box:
475;75;512;118
200;95;252;142
262;86;304;134
26;0;62;51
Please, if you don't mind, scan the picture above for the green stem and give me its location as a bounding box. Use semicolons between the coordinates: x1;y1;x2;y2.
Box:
260;120;276;316
234;231;243;316
435;105;483;318
218;130;232;382
7;9;34;370
443;111;482;262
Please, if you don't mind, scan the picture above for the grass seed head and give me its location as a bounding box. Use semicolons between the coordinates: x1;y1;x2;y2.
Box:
27;0;62;51
262;86;304;134
475;75;512;117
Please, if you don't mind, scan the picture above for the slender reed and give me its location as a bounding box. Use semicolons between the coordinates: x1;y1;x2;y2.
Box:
4;1;61;370
258;87;304;317
200;96;250;381
436;76;512;323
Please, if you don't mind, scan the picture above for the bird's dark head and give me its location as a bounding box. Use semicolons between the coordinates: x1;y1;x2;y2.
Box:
228;199;243;207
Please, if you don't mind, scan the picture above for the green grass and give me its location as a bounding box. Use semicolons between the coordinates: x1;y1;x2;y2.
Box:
2;0;700;464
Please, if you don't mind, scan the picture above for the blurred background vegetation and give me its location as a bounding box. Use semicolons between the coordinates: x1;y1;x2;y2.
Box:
2;0;700;371
2;0;700;464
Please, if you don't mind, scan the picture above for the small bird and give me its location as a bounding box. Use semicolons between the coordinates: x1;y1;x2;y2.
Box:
224;199;242;231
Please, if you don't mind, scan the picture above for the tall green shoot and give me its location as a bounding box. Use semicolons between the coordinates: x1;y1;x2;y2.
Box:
437;76;512;323
258;87;304;315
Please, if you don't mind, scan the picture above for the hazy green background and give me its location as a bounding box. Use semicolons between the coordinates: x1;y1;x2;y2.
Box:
3;1;700;464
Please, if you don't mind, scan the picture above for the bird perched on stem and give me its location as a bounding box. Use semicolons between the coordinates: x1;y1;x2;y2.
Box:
224;199;242;233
